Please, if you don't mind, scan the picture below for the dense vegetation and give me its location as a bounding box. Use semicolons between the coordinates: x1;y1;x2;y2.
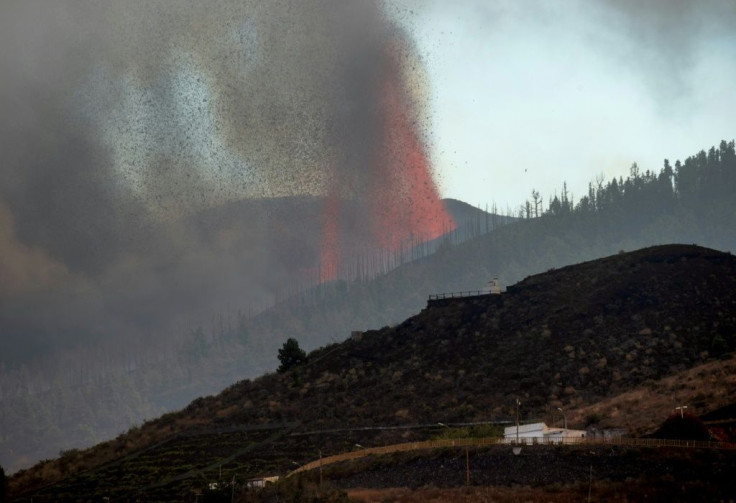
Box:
2;140;735;475
8;244;736;500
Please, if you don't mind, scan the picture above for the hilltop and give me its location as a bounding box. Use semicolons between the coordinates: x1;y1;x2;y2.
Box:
237;244;736;429
8;244;736;500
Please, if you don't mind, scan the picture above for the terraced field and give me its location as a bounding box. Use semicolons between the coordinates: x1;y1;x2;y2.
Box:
26;426;301;501
19;423;430;501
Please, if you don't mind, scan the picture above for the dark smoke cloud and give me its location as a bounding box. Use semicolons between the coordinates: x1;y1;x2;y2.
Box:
0;201;74;298
0;0;447;363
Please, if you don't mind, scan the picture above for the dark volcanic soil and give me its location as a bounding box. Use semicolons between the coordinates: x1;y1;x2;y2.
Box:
325;445;736;500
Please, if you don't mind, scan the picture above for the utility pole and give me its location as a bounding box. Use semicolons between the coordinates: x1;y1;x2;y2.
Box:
465;447;470;486
587;465;593;503
557;407;567;430
516;398;521;443
318;449;323;488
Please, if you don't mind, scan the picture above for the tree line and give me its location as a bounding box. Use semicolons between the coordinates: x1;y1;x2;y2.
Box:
522;140;736;223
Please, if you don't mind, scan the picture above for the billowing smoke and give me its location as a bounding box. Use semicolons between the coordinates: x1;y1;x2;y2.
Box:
0;0;453;362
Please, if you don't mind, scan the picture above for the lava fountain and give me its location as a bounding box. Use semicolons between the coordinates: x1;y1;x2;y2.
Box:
318;17;455;282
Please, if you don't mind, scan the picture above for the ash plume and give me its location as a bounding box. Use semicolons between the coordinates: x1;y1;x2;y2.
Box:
0;0;453;362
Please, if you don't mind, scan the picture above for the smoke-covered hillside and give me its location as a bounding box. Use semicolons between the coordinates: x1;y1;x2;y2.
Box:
2;139;735;473
8;243;736;500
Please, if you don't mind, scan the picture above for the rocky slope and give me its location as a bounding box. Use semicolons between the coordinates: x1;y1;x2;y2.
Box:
9;244;736;500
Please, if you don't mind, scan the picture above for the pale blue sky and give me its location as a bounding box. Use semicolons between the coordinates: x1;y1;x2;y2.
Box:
389;0;736;209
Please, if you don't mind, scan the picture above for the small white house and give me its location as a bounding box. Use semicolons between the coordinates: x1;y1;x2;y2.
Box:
245;476;280;489
503;422;586;444
489;277;502;294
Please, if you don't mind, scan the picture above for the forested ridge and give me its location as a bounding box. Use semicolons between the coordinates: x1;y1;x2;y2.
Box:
248;140;736;351
1;140;735;474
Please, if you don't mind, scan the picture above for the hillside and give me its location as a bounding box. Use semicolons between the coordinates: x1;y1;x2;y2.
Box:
3;140;735;475
332;445;736;502
9;244;736;500
238;244;736;427
0;197;507;473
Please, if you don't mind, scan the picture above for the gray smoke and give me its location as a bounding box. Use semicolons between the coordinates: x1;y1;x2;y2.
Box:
4;0;732;363
0;0;430;362
397;0;736;107
593;0;736;104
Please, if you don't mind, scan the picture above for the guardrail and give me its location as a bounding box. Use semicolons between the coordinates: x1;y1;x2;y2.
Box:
499;436;732;449
428;290;489;301
287;436;736;477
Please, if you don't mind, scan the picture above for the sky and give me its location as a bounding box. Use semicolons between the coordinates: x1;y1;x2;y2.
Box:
389;0;736;209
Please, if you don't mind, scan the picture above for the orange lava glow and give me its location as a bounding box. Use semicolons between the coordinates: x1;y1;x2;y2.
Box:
318;37;455;283
372;47;455;250
320;192;340;282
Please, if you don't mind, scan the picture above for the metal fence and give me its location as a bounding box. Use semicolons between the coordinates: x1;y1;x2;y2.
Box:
499;436;732;449
428;291;489;301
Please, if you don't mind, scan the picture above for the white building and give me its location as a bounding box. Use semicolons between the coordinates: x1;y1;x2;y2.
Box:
503;422;587;444
245;476;280;489
489;277;502;294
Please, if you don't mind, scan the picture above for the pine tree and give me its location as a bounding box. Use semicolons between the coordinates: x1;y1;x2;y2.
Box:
277;338;307;373
531;190;542;217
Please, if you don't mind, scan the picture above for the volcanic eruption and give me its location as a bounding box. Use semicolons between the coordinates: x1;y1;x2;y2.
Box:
0;0;455;360
317;2;455;281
